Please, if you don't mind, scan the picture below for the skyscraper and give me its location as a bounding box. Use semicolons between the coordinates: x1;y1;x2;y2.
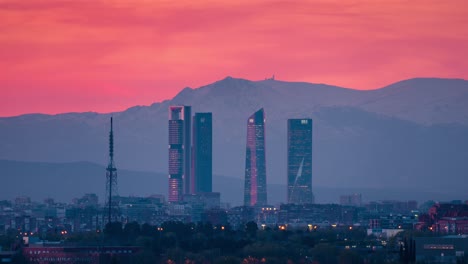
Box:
192;113;213;193
168;106;192;202
287;119;313;204
244;108;267;207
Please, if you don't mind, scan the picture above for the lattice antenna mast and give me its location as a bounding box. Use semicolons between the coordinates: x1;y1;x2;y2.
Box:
105;117;118;224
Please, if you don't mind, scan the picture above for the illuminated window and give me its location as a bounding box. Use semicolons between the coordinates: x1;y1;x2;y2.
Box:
424;244;454;250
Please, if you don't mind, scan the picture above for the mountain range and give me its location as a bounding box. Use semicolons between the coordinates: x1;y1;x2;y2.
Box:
1;77;468;203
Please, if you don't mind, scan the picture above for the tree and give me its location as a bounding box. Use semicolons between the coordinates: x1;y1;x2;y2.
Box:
214;256;241;264
104;221;124;243
339;250;362;264
141;223;155;236
245;221;258;238
124;221;141;242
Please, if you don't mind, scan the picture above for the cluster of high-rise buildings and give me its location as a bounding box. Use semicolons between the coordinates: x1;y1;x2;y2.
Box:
166;106;314;207
168;106;213;202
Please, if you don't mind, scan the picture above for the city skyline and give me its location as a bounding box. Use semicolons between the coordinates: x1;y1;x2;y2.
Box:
2;1;468;261
1;76;467;204
2;101;466;264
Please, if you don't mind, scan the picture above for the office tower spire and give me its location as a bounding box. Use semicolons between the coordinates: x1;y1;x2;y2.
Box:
168;106;192;202
105;117;118;224
244;108;267;207
192;113;213;193
287;119;313;204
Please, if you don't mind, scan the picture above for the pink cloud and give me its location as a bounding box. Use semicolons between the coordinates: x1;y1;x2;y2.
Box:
1;0;467;116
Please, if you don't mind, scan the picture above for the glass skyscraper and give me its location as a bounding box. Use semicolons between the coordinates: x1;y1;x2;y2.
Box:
287;118;313;204
244;108;267;207
168;105;191;202
192;112;213;193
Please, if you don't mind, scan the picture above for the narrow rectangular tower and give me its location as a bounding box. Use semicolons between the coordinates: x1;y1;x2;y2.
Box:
244;108;267;207
183;106;192;195
287;119;313;204
192;113;213;193
168;106;192;202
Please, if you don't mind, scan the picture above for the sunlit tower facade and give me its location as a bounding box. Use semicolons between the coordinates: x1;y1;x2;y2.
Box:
192;113;213;193
168;106;192;202
244;108;267;207
105;117;118;224
287;119;313;204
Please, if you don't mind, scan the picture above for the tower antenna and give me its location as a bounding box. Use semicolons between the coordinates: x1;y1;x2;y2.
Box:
105;117;118;224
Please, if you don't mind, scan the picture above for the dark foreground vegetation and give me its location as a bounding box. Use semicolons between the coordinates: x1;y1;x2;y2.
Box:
3;221;465;264
48;221;400;263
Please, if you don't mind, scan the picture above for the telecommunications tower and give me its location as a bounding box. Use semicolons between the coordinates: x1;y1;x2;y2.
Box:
105;117;118;224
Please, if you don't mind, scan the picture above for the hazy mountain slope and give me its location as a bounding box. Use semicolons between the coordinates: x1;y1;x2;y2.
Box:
0;160;464;205
357;78;468;124
0;160;164;203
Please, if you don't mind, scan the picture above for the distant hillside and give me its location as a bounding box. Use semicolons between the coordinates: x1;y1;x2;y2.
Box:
0;160;465;205
357;78;468;124
0;77;468;196
172;77;468;124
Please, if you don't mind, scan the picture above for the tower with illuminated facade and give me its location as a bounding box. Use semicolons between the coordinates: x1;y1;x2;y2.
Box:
244;108;267;207
168;106;192;202
287;118;313;204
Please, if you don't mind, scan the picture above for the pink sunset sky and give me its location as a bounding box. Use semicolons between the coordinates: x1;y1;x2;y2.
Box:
1;0;467;117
